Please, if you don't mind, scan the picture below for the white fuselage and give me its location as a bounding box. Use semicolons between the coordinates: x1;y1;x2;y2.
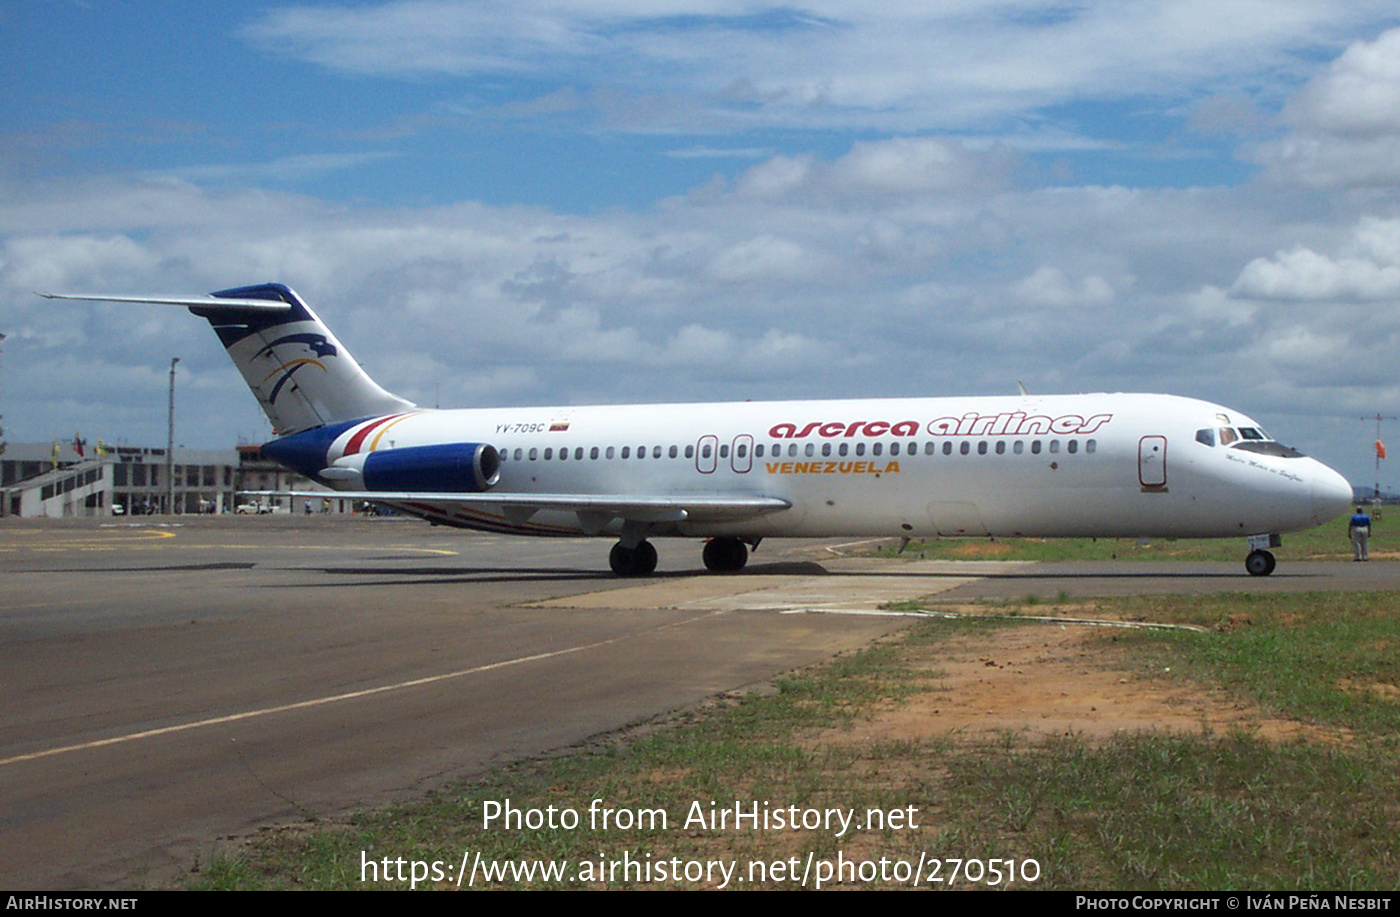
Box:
313;392;1353;541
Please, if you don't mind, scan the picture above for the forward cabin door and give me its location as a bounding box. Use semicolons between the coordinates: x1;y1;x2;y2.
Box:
1138;435;1167;488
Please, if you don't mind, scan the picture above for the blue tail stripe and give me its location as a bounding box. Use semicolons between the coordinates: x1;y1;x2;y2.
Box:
195;283;314;347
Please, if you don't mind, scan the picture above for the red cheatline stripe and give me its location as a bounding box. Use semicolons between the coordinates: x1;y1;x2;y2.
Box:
344;414;403;455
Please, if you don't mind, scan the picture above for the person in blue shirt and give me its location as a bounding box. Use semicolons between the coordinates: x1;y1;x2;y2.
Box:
1349;506;1373;561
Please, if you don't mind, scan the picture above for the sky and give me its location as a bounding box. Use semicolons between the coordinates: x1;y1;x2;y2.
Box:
3;1;1400;489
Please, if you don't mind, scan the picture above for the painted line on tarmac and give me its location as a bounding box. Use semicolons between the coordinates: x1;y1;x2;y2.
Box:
0;611;716;769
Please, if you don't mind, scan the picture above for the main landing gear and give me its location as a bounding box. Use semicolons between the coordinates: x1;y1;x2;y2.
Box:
607;536;754;577
702;536;749;573
1245;549;1276;577
609;540;658;577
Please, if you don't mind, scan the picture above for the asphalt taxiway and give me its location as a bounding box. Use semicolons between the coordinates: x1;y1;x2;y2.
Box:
2;517;1395;888
1;517;915;888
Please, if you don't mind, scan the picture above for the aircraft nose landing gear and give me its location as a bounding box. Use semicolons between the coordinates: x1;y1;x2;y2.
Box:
1245;549;1276;577
1244;533;1280;576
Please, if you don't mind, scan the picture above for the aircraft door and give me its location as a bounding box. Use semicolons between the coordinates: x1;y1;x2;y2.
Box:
1138;435;1167;488
731;434;753;473
696;435;718;474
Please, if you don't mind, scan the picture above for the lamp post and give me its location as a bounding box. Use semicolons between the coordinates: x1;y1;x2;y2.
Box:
166;357;179;514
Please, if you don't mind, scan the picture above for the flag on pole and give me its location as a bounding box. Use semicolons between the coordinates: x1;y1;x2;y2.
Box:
96;438;109;457
72;433;85;458
51;440;61;470
1378;440;1388;460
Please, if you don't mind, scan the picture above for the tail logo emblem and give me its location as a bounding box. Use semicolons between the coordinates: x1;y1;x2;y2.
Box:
257;332;339;403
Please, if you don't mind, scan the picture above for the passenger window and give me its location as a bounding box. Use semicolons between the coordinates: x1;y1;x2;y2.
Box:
855;442;866;456
1031;441;1041;454
1013;441;1024;454
873;442;883;456
654;445;663;459
606;446;615;459
822;443;832;457
803;443;814;457
977;441;988;455
544;448;553;460
670;445;679;458
1086;439;1096;454
839;443;850;457
590;446;599;460
575;447;584;460
1067;440;1078;454
995;441;1005;455
942;442;952;455
960;442;970;455
622;446;631;459
1049;440;1060;454
529;447;538;460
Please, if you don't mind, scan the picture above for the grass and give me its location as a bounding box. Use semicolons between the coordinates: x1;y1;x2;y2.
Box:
878;512;1384;563
192;592;1400;891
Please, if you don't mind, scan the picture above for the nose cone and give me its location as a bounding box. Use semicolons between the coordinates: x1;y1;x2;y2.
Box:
1310;462;1355;525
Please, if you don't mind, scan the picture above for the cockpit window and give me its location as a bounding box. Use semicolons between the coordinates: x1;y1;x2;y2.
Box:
1218;427;1238;446
1238;427;1266;440
1232;440;1304;458
1195;428;1215;447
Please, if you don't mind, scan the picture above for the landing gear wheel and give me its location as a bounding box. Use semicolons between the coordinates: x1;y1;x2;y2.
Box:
702;537;749;573
634;540;657;575
1245;549;1276;577
610;540;658;577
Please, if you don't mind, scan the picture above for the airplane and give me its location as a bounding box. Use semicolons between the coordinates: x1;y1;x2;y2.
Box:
39;283;1354;577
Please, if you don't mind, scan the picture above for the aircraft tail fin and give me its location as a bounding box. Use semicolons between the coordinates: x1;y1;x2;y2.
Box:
40;283;415;435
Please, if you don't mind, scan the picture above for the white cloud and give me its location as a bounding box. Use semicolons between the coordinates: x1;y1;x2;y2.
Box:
1014;266;1116;308
1285;27;1400;138
1253;27;1400;187
243;1;1398;131
1231;219;1400;302
707;235;810;282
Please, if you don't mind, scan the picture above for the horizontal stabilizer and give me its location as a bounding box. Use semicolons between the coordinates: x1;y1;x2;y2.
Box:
36;292;293;313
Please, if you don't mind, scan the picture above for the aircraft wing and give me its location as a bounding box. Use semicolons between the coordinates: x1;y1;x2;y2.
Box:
240;490;791;530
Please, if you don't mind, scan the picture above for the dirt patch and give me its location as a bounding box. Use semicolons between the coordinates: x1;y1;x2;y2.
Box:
1337;678;1400;702
819;618;1330;746
945;541;1019;558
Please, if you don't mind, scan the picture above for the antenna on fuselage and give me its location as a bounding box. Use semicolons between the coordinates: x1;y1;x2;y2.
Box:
1017;380;1030;396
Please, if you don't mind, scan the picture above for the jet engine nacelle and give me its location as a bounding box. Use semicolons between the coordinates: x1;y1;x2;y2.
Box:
334;442;501;493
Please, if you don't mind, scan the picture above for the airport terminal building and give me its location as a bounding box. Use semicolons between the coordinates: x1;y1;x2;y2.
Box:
0;441;354;517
